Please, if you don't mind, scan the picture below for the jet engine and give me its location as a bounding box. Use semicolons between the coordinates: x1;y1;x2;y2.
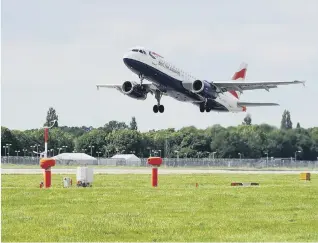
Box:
121;81;147;100
192;80;217;99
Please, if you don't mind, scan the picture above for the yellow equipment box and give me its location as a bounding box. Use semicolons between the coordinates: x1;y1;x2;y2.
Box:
300;172;310;181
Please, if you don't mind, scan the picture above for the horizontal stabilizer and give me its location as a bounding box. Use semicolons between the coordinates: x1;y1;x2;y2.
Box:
212;80;305;92
238;102;279;107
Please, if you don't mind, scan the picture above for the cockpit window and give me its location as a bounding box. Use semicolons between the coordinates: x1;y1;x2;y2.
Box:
131;49;147;55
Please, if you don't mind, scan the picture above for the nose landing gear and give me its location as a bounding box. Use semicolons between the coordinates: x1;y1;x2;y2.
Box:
138;73;145;85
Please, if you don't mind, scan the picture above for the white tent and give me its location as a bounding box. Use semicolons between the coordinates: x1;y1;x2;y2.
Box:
53;153;97;165
111;154;141;166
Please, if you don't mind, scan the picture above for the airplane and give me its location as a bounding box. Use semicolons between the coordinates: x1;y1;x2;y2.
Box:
96;46;305;113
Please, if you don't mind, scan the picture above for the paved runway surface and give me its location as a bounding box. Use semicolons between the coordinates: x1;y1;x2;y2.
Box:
2;168;318;174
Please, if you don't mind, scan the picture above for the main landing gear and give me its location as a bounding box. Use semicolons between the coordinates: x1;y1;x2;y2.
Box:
138;73;164;113
153;90;164;113
199;101;211;112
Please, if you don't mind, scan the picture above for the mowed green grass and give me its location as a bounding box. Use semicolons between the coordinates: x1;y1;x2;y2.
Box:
2;173;318;242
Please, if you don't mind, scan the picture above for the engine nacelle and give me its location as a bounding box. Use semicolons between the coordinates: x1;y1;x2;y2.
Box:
192;80;217;99
122;81;147;100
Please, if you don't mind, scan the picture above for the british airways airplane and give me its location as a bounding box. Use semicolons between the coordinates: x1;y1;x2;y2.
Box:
96;46;305;113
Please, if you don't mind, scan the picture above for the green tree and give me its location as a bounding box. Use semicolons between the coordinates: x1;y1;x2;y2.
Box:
103;120;128;133
286;111;293;129
2;118;318;161
210;129;231;158
130;117;138;130
181;131;210;154
23;128;74;156
106;129;142;155
296;122;301;129
281;110;287;129
281;110;293;129
309;128;318;160
59;126;90;137
46;128;74;154
242;114;252;125
11;130;33;154
1;127;18;155
238;125;266;158
75;129;108;156
45;107;59;127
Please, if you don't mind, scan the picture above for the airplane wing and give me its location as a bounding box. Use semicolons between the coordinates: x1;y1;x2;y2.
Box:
96;82;166;95
237;102;279;107
96;84;123;92
212;80;305;92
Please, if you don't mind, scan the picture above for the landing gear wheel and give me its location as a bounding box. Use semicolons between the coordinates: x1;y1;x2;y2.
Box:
158;105;164;113
206;107;211;112
200;103;205;112
153;105;159;113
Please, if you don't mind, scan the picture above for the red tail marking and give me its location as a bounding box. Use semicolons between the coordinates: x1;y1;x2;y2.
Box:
229;66;247;99
229;90;239;99
232;68;247;80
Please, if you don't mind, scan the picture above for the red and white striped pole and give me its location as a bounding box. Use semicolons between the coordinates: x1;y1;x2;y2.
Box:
44;128;48;158
42;119;56;158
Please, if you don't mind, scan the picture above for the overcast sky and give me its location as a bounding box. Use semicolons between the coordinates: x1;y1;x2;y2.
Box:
1;0;318;131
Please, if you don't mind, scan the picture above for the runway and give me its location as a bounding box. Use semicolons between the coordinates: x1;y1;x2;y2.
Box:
2;168;318;174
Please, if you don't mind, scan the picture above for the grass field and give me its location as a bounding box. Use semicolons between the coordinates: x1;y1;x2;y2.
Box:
2;173;318;242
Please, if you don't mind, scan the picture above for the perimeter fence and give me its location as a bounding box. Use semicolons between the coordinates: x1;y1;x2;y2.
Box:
1;156;317;169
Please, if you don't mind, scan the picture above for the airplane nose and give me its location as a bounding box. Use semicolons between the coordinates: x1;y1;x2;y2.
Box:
124;57;138;69
123;57;130;66
123;51;133;60
123;51;137;68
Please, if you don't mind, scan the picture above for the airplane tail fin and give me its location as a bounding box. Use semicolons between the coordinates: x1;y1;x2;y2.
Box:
229;62;248;99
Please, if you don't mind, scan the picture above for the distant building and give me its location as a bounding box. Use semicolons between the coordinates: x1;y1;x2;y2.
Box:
53;153;97;165
111;154;141;166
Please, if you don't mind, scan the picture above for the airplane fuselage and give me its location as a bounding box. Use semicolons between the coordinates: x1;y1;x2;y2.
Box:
123;47;244;112
96;47;304;113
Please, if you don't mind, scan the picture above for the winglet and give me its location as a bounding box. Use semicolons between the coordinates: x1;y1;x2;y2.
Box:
293;80;306;86
301;80;306;87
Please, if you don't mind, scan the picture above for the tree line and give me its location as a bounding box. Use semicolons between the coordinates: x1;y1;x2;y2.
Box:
1;108;318;160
